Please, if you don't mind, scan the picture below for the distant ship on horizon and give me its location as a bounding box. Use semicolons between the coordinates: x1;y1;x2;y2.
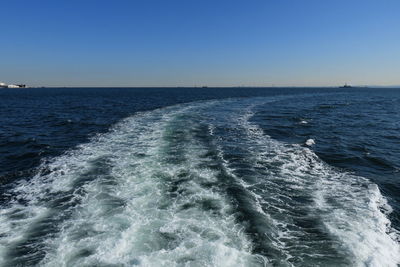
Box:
0;82;27;88
340;83;352;88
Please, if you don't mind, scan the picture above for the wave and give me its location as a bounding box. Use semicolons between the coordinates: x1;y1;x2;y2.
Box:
0;102;264;266
224;104;400;266
0;96;398;266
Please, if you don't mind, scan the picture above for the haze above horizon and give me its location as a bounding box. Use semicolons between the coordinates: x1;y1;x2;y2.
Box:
1;0;400;87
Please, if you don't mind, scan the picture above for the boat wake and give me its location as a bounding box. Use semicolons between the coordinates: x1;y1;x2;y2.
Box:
0;97;398;266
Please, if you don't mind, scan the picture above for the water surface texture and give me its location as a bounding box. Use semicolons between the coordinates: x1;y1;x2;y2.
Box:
0;88;399;266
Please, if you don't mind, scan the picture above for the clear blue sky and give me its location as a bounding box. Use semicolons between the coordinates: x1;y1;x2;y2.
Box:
1;0;399;87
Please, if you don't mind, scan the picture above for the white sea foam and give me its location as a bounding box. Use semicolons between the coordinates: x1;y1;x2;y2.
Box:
0;96;398;266
233;105;400;266
0;103;263;267
305;138;315;146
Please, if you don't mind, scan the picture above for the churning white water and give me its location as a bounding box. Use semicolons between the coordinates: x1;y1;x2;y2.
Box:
0;97;398;266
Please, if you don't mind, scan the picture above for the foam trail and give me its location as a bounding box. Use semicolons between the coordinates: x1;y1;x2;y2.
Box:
0;96;399;267
0;103;264;266
220;104;400;266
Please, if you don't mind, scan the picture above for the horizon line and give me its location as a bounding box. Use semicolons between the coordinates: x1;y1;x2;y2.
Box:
19;85;400;89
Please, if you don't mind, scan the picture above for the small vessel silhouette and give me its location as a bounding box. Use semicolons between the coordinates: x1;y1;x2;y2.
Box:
340;83;352;88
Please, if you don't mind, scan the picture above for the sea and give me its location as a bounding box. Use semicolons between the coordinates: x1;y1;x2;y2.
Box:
0;87;399;266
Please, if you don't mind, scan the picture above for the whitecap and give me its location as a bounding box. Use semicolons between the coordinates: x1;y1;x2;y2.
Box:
305;139;315;146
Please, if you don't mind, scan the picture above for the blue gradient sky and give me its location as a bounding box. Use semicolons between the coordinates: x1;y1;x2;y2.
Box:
1;0;399;87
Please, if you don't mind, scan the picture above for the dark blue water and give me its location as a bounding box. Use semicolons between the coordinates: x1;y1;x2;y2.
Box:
0;87;399;266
